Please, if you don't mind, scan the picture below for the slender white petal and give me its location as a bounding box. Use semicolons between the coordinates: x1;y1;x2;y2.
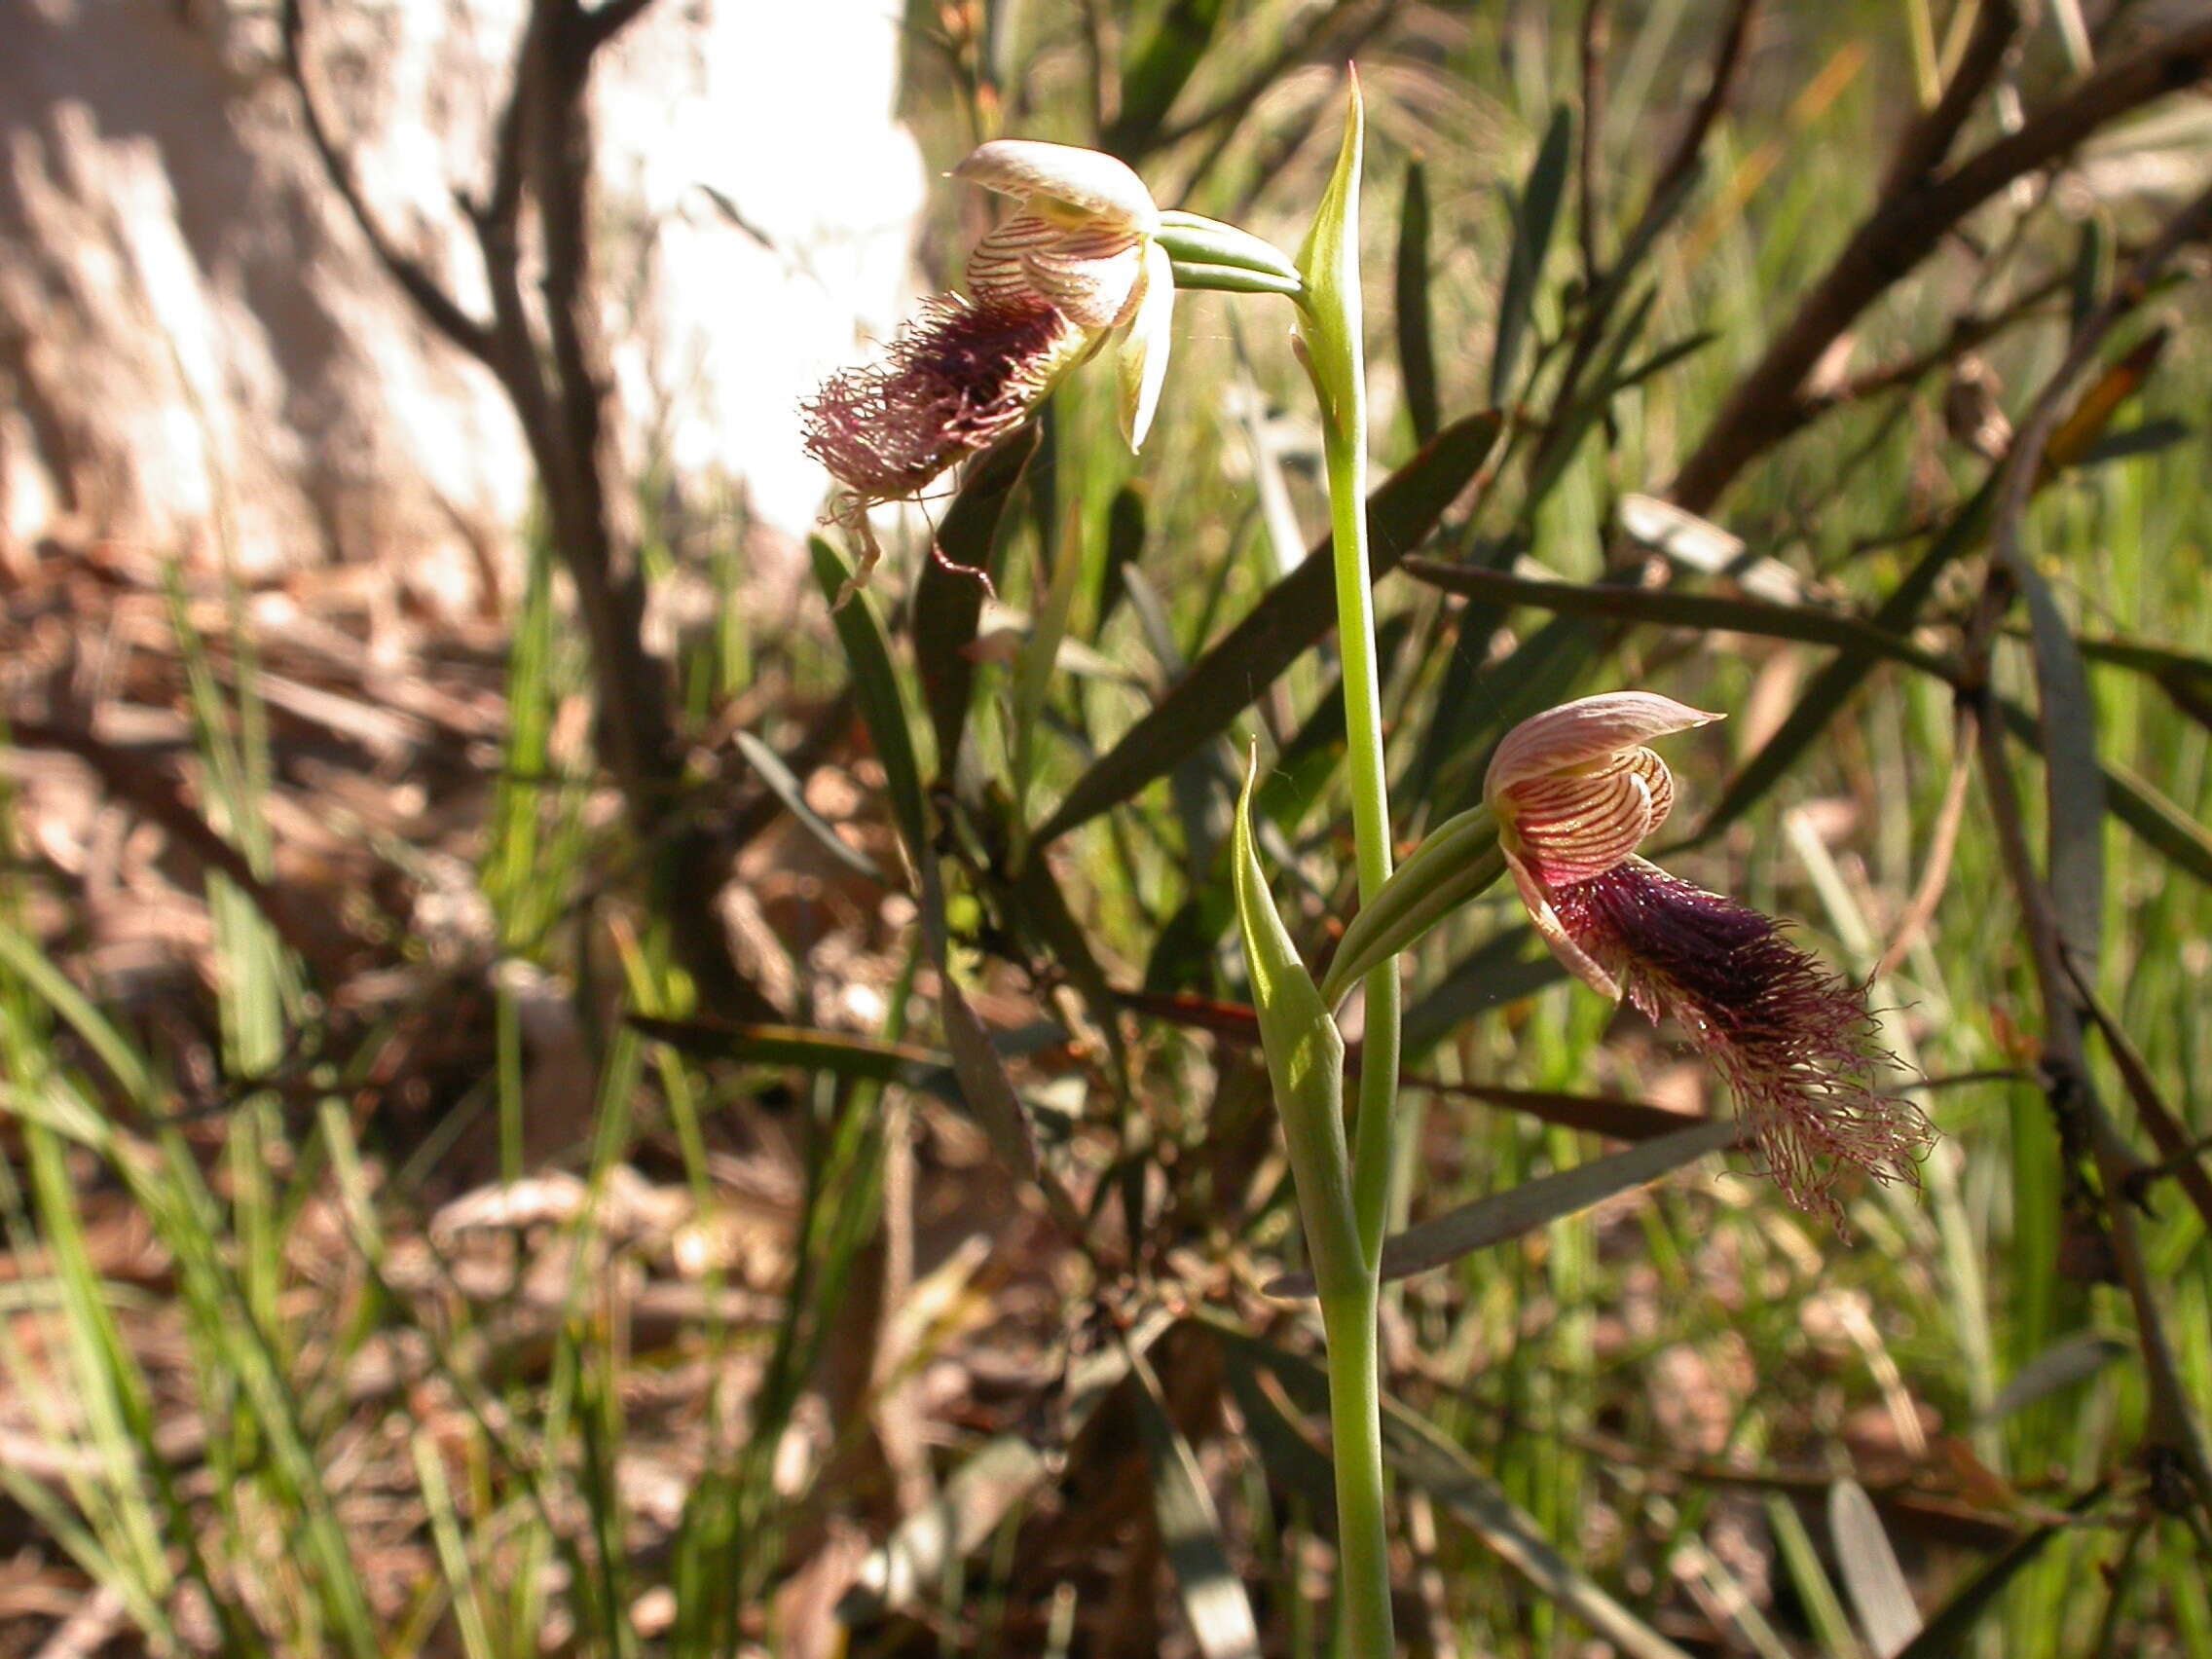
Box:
1118;240;1176;451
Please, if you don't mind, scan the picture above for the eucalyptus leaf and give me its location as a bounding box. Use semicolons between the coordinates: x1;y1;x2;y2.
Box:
812;537;929;865
1395;158;1440;443
1491;104;1573;405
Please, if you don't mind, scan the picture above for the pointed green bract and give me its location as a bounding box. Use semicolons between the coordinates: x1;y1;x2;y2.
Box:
1230;756;1360;1302
1295;78;1366;447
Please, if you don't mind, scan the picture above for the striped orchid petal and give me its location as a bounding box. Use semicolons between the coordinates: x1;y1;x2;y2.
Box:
969;213;1149;331
1486;691;1716;797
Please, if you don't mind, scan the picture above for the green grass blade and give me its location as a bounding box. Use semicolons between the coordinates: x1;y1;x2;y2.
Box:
1491;104;1574;406
1034;410;1501;844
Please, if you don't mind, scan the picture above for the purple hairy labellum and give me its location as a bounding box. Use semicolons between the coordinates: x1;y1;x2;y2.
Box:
1549;859;1935;1221
801;296;1084;503
1486;692;1935;1226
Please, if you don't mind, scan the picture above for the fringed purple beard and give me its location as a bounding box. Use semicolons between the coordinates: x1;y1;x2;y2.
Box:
1547;859;1934;1225
802;295;1081;502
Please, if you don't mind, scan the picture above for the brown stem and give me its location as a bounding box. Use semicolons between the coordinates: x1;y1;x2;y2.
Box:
1670;12;2212;516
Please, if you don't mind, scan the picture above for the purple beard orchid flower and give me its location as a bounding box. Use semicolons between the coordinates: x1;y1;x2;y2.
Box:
802;140;1172;587
1486;692;1935;1223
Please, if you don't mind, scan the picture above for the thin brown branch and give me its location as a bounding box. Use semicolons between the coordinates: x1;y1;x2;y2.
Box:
1878;0;2022;202
1576;0;1610;286
579;0;659;51
287;0;774;1022
1802;260;2076;416
279;0;494;363
2071;977;2212;1237
1956;181;2212;1525
1670;14;2212;515
1972;704;2212;1523
1641;0;1758;246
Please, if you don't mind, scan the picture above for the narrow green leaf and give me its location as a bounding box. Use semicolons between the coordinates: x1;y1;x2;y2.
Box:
912;426;1039;774
1230;756;1360;1301
1491;104;1573;406
1157;210;1303;285
1168;261;1304;298
1982;1331;2131;1423
1320;806;1504;1004
2007;554;2103;967
812;537;929;865
1830;1480;1922;1657
1267;1119;1738;1297
1108;0;1228;158
1012;519;1088;834
1129;1346;1263;1659
1766;1494;1868;1659
1033;410;1501;845
1395;159;1440;443
733;730;885;883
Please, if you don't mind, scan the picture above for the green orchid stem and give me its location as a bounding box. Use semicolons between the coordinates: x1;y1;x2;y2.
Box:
1295;77;1398;1659
1317;327;1401;1659
1319;1287;1393;1659
1322;425;1401;1258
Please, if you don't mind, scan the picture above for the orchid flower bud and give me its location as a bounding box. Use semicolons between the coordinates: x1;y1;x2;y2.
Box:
1486;692;1936;1222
